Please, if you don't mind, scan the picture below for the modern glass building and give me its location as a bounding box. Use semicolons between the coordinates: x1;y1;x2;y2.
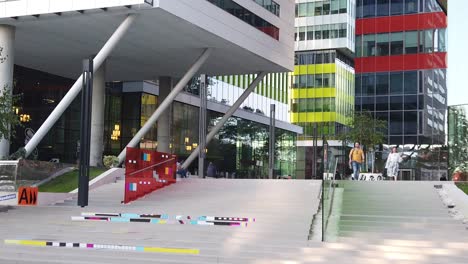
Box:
0;0;299;178
352;0;448;180
10;67;300;178
354;0;447;146
293;0;356;179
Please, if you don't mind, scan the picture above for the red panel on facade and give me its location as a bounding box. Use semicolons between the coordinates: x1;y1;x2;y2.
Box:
355;53;447;73
356;12;447;35
124;147;177;204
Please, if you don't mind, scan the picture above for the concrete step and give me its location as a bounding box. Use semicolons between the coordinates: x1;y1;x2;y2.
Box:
338;229;468;241
2;240;468;264
338;223;467;235
339;220;466;230
339;215;460;224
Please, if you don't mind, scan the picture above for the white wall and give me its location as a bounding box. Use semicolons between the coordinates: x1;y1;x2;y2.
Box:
0;0;148;18
158;0;295;71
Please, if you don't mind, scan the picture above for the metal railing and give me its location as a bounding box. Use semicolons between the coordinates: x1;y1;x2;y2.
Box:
321;150;339;241
0;159;73;191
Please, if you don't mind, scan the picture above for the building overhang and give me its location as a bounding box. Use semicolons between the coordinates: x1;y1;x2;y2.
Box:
0;1;293;81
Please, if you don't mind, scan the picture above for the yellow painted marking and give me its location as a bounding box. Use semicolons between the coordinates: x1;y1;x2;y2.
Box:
5;240;46;246
5;239;200;255
143;247;199;255
158;220;167;224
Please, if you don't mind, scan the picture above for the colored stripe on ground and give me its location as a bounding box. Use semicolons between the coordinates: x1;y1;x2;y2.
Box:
72;216;247;227
81;212;254;222
4;240;199;255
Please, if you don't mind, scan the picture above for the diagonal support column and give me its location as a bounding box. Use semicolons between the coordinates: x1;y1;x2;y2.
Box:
117;48;213;164
23;14;136;157
181;72;267;170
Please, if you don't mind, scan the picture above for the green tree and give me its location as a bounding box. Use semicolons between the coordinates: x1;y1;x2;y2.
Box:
0;46;21;159
338;111;387;172
448;106;468;179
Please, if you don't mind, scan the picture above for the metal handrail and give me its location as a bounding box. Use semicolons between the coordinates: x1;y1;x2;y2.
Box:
127;158;175;177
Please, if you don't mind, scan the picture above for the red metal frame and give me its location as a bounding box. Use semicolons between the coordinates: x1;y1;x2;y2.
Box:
124;147;177;204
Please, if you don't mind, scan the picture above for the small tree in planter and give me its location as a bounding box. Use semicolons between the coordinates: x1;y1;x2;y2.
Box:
0;46;22;160
338;111;387;173
103;155;119;169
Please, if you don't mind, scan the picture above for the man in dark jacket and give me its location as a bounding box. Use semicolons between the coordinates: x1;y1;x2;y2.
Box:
207;162;216;178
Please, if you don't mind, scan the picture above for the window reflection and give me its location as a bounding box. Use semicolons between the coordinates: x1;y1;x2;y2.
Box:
356;28;446;58
355;69;446;145
207;0;279;40
357;0;443;18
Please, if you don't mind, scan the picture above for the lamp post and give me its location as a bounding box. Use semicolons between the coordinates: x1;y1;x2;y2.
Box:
198;74;207;178
268;104;276;179
78;59;93;207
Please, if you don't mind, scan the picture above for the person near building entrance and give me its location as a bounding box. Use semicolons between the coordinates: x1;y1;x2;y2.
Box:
385;147;403;181
349;142;365;180
207;162;216;178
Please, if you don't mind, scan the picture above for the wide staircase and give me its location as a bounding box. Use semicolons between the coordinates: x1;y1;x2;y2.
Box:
1;178;468;263
327;181;468;263
0;178;324;264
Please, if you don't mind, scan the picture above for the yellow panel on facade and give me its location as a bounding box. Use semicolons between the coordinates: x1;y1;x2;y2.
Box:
306;112;316;122
291;88;336;99
291;113;299;123
294;64;336;75
291;112;338;123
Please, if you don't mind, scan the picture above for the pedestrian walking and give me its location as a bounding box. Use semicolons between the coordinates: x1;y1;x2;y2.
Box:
385;147;403;181
207;162;216;178
349;142;365;180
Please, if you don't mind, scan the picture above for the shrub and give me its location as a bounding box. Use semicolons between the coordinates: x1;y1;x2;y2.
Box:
103;155;119;168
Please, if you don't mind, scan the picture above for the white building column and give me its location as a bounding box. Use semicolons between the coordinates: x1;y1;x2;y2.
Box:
90;63;106;166
157;76;172;153
0;25;15;159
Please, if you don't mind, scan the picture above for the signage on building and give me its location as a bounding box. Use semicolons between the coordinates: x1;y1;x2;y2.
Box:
17;187;38;206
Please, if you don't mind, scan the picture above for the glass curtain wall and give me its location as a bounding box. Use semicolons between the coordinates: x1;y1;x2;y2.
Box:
355;68;446;145
12;66;78;163
357;0;443;18
173;102;297;178
355;28;447;58
103;89;297;178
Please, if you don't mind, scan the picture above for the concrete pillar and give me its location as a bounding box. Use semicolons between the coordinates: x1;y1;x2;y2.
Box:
157;76;172;153
0;25;15;159
90;63;106;166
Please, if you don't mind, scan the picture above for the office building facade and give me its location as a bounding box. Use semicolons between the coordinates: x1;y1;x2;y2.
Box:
0;0;300;177
292;0;356;178
354;0;447;146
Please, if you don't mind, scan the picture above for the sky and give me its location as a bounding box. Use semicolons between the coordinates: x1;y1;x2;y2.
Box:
447;0;468;106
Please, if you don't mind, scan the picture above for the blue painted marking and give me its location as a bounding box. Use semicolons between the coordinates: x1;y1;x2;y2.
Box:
121;213;139;218
110;217;130;223
190;220;197;225
150;219;160;224
136;246;144;252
